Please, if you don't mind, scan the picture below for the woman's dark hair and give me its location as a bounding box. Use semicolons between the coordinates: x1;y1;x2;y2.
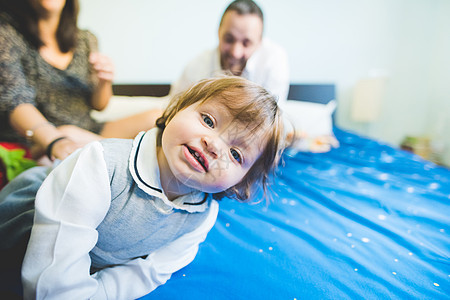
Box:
219;0;264;27
0;0;79;52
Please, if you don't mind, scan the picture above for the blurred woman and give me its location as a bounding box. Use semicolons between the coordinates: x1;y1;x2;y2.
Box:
0;0;158;161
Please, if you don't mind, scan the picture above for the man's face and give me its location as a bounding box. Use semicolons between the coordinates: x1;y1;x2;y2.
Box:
218;11;263;76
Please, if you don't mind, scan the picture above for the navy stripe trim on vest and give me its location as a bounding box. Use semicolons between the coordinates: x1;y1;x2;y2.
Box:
135;132;208;206
184;193;208;206
134;133;163;193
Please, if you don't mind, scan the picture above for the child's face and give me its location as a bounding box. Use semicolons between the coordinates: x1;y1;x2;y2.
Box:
160;98;265;195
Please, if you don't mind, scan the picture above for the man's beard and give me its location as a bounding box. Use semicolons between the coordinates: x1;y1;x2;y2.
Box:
222;56;247;76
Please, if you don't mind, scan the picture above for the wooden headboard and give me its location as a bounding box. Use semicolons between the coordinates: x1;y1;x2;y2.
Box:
112;84;171;97
112;83;336;104
287;83;335;104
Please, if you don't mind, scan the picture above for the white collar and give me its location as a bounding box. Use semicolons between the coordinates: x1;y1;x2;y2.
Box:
128;128;210;213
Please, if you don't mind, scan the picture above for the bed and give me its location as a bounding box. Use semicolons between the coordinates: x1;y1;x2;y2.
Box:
108;84;450;299
142;127;450;299
2;84;450;298
135;84;449;299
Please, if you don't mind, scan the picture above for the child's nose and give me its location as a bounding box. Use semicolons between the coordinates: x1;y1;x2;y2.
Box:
201;136;219;159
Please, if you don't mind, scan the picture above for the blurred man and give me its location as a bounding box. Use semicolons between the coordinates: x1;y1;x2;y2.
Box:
171;0;289;103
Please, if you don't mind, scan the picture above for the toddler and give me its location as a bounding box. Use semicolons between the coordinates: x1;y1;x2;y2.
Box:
0;76;285;299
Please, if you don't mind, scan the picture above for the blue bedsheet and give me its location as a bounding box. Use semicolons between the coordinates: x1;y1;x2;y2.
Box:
142;127;450;299
1;128;448;298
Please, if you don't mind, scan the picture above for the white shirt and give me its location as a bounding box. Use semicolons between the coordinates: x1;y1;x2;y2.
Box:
21;129;219;300
171;38;290;104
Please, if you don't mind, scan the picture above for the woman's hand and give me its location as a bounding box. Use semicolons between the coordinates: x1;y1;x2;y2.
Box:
48;137;80;161
89;52;114;83
29;136;79;162
89;53;114;111
29;125;102;162
47;124;105;160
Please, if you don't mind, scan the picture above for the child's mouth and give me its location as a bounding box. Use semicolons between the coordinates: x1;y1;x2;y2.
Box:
187;146;208;172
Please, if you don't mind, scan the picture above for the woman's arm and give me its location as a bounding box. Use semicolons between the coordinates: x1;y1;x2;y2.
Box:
9;103;80;160
1;23;86;160
89;52;114;111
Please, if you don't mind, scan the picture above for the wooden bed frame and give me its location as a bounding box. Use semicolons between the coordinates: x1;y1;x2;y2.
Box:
112;83;336;103
112;84;171;97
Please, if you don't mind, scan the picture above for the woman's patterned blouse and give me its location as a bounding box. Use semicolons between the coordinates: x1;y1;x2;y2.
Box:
0;12;103;143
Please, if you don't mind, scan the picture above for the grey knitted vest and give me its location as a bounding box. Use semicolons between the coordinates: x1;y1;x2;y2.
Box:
90;139;211;270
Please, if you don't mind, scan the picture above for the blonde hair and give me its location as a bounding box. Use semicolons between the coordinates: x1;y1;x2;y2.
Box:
156;76;285;202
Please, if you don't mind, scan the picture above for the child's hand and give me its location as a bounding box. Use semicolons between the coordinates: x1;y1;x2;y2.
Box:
89;52;115;83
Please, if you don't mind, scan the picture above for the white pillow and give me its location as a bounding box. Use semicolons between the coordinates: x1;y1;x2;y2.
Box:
282;100;339;152
91;95;169;122
282;100;336;137
92;96;338;152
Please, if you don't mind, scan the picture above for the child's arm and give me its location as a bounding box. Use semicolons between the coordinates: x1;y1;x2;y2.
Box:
91;200;219;299
21;140;219;299
21;141;112;299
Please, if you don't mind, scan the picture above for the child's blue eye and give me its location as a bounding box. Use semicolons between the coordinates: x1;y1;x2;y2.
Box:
230;148;242;163
202;114;214;128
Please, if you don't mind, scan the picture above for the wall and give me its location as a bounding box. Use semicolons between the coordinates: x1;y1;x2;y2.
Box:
426;0;450;166
78;0;450;165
